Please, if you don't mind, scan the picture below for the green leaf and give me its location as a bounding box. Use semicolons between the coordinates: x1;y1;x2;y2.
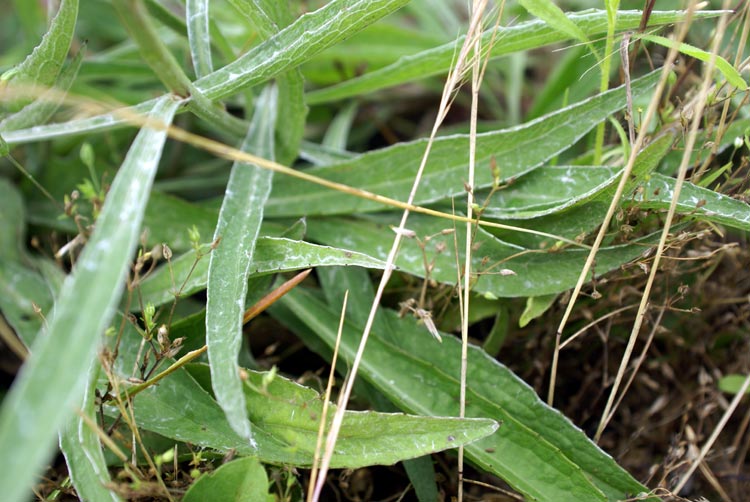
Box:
0;43;85;132
718;374;750;395
194;0;412;100
109;324;498;468
206;85;278;442
60;364;122;502
0;260;54;346
111;0;192;96
244;0;307;166
0;178;25;261
639;34;748;90
0;95;180;502
518;0;590;45
183;457;269;502
475;165;620;219
186;0;213;78
630;173;750;232
1;98;161;145
306;9;719;104
2;0;79;111
305;213;660;298
273;288;649;502
267;71;661;217
136;237;389;308
519;293;558;328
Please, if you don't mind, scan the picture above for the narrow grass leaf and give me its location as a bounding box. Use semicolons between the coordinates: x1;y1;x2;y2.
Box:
136;237;388;308
517;0;590;44
182;457;268;502
1;0;79;111
60;364;122;502
274;288;649;501
0;95;180;502
206;85;278;442
186;0;213;78
306;9;721;104
639;34;748;90
268;72;661;217
194;0;412;100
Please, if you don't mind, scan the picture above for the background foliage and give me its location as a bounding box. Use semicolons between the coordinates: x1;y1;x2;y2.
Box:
0;0;748;500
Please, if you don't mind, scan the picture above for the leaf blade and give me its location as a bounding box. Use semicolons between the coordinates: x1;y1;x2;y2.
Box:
0;95;181;502
206;85;278;442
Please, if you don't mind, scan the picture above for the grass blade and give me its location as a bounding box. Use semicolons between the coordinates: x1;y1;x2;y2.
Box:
206;85;278;442
305;213;661;298
0;95;180;502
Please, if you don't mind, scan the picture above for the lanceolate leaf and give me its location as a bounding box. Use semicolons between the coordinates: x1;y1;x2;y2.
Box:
518;0;590;45
266;71;661;217
2;0;79;111
107;322;498;468
135;237;388;308
193;0;411;100
305;213;659;298
0;95;181;502
206;85;278;442
0;43;85;132
306;9;721;104
60;364;122;502
273;287;650;502
186;0;213;78
639;33;748;90
631;173;750;232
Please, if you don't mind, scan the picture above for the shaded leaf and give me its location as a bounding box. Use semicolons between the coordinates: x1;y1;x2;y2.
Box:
60;364;122;502
183;457;268;502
